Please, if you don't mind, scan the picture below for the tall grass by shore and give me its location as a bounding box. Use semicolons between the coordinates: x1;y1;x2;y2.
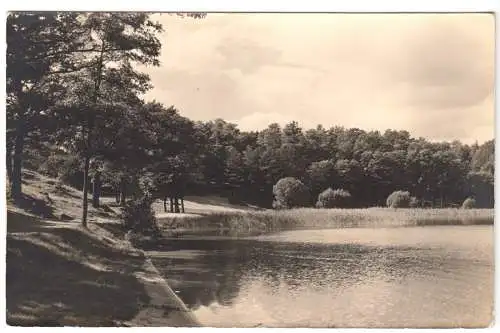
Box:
157;208;494;236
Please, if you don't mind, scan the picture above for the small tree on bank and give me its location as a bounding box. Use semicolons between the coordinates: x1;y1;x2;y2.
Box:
272;177;310;209
316;188;351;208
121;173;159;236
386;190;411;208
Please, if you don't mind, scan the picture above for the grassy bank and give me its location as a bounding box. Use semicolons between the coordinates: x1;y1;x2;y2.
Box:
7;212;147;326
158;207;494;236
6;170;199;327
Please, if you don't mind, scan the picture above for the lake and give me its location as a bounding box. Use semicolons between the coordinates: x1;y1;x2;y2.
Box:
150;225;494;328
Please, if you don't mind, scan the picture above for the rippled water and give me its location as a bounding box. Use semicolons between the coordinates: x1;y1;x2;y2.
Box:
151;225;494;328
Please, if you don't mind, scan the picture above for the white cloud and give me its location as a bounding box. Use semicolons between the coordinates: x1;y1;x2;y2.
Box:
142;13;495;143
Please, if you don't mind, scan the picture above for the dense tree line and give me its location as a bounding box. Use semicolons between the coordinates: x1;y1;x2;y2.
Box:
7;13;494;229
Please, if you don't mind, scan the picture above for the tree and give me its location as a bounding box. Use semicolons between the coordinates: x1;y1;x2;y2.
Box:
272;177;310;209
257;123;282;148
353;130;382;157
225;147;246;203
334;159;362;205
121;184;159;235
306;159;337;200
200;119;240;188
6;12;86;200
56;13;163;226
304;125;330;162
471;140;494;174
151;155;191;213
466;172;494;208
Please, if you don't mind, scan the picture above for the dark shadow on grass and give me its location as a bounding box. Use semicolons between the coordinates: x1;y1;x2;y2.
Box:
99;204;118;215
6;234;149;326
7;211;60;233
36;227;146;265
12;194;55;219
21;170;38;181
94;221;127;240
52;185;81;200
96;210;114;218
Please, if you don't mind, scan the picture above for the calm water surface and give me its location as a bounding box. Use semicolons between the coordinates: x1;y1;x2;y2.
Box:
151;225;493;328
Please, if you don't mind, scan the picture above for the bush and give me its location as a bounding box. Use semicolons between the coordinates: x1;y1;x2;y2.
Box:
272;177;310;209
58;155;84;189
409;196;419;208
316;188;351;208
386;190;411;208
121;194;160;236
38;153;66;178
38;153;83;189
462;197;476;209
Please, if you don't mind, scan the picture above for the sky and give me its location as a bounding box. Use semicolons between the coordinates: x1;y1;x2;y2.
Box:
141;13;495;144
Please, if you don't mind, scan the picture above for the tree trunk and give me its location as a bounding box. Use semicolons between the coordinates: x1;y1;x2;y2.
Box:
119;177;127;206
163;197;167;212
92;171;101;208
174;197;180;213
82;154;90;227
170;197;174;212
10;118;25;202
181;197;185;213
119;190;126;206
82;39;105;226
6;137;13;183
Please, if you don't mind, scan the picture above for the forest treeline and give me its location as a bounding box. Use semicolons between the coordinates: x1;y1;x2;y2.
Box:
7;13;495;225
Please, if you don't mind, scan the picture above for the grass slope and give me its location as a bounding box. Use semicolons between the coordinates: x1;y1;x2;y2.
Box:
6;170;197;327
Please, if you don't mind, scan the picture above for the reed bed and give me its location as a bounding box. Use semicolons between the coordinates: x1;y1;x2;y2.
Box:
157;208;494;236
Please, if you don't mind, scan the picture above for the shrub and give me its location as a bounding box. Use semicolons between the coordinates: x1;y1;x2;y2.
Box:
409;196;419;208
38;153;83;189
121;194;160;236
386;190;411;208
38;153;66;178
462;197;476;209
272;177;310;209
316;188;351;208
138;173;155;197
58;155;85;189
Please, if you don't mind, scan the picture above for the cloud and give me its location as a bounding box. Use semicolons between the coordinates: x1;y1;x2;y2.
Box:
142;13;494;144
216;37;283;74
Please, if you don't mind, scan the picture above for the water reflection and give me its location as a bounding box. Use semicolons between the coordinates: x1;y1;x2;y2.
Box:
151;226;493;328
